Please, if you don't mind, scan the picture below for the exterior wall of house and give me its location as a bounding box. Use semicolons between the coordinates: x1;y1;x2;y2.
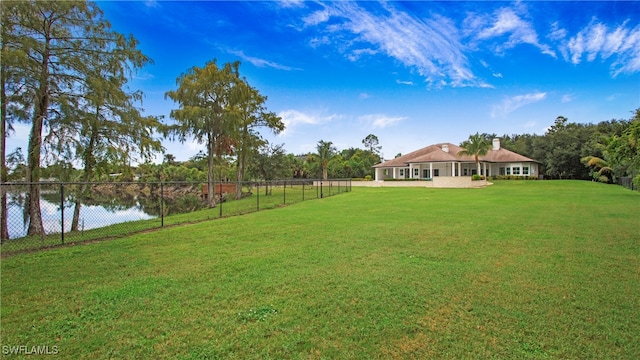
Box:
352;178;487;188
408;163;454;178
488;162;539;177
375;162;539;180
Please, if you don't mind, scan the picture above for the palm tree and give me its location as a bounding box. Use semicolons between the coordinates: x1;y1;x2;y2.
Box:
457;133;492;176
316;140;336;180
581;155;613;183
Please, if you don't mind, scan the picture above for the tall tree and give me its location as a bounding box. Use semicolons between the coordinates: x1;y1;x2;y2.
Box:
165;60;240;207
250;142;290;195
581;155;612;183
544;117;593;179
605;109;640;184
229;78;284;199
54;50;163;231
316;140;336;180
2;1;155;236
1;2;18;242
458;132;492;176
362;134;381;156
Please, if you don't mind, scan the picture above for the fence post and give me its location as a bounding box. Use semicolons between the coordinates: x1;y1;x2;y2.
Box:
60;183;65;245
320;181;323;198
160;181;164;227
219;181;223;218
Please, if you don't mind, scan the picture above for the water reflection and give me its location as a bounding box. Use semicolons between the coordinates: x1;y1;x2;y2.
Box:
4;183;208;239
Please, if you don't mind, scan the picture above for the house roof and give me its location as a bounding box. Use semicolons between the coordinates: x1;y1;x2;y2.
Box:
373;142;539;168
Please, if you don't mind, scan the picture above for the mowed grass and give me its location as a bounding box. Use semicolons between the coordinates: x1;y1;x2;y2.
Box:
1;181;638;359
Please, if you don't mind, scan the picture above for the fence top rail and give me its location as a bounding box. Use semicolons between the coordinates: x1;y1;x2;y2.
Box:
1;179;352;186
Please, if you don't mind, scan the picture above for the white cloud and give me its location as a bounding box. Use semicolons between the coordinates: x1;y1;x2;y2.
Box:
346;48;378;61
133;72;155;81
185;139;205;154
548;21;567;41
491;92;547;117
561;94;575;103
564;20;640;76
359;114;406;129
277;109;338;135
309;36;330;48
306;2;480;87
303;9;331;27
228;50;300;71
606;93;621;101
396;80;414;86
470;7;556;58
279;0;304;8
479;59;503;78
6;122;30;141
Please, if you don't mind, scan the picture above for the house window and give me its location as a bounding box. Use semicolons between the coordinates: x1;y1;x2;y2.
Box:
463;168;468;176
523;167;529;175
506;167;511;175
384;169;388;176
414;168;419;177
433;169;440;177
513;167;521;175
499;167;505;175
423;169;430;178
399;169;404;177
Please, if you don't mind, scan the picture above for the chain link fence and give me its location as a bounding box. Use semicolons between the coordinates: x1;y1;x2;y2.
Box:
0;179;351;255
617;176;636;191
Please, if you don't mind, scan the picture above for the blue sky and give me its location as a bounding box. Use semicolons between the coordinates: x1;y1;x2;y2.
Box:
8;1;640;162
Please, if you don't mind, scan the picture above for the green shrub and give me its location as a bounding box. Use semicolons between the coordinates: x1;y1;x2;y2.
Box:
471;174;485;181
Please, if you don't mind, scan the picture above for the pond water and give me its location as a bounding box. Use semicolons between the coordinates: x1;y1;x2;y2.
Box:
5;195;156;239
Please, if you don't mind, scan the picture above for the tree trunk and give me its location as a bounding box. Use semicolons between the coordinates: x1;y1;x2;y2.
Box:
26;29;52;236
71;196;82;232
72;111;99;231
207;135;216;208
26;79;49;236
0;49;8;242
322;160;328;180
71;178;91;231
236;153;245;200
27;122;45;236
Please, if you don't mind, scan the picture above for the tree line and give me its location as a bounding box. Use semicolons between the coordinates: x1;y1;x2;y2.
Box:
492;111;639;186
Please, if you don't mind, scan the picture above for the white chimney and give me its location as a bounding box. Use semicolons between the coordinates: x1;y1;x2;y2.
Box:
492;138;500;151
442;144;449;153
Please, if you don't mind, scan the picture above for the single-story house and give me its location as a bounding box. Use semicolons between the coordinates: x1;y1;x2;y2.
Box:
373;139;540;181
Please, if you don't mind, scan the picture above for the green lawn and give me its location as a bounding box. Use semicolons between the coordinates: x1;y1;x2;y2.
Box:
1;181;638;359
